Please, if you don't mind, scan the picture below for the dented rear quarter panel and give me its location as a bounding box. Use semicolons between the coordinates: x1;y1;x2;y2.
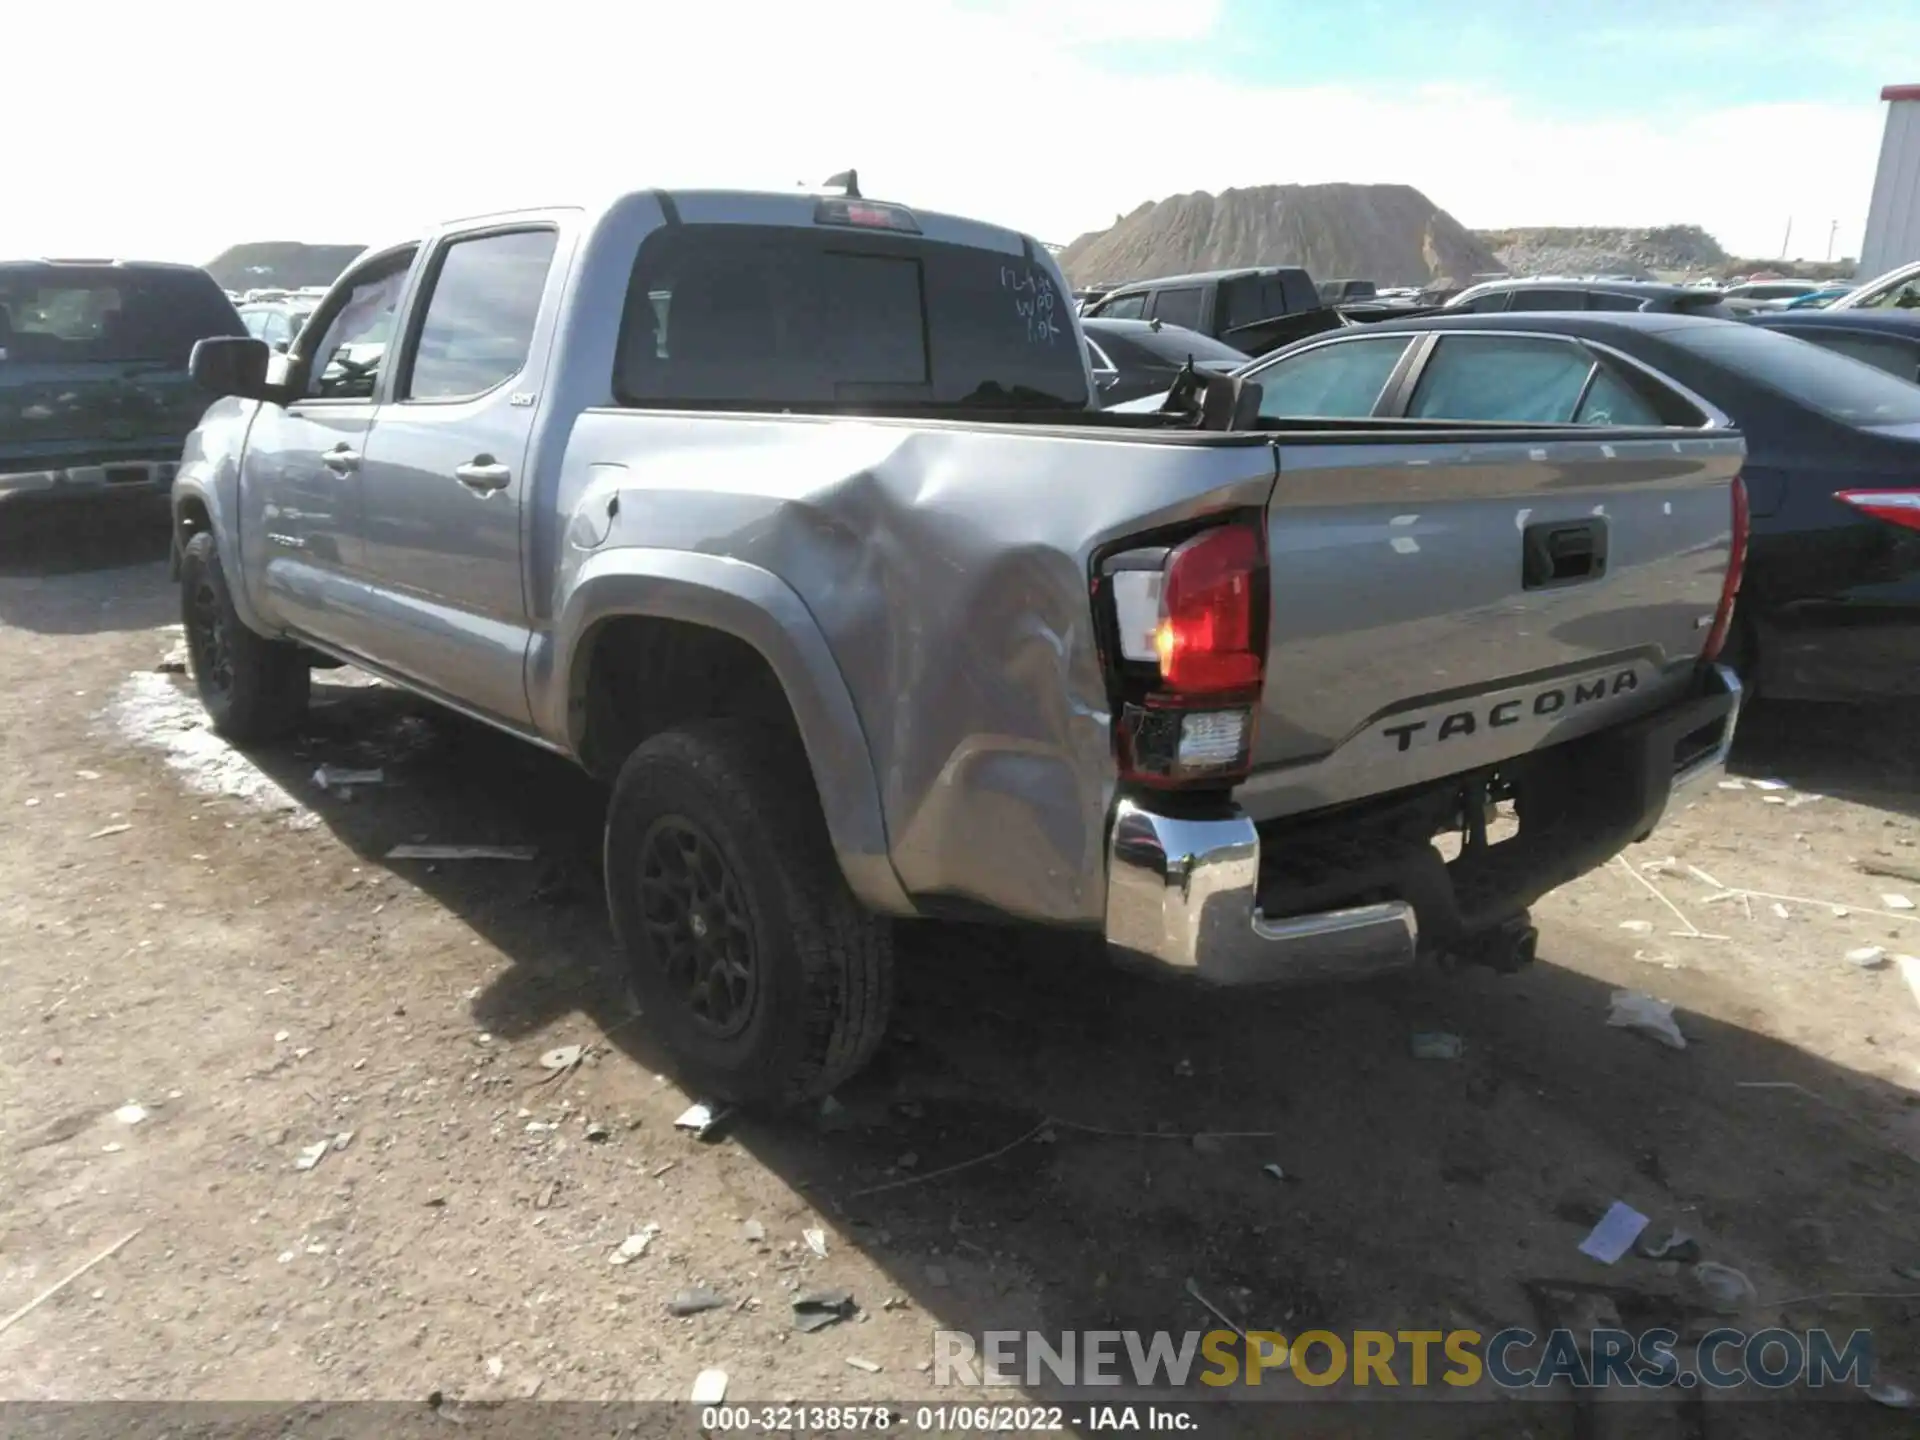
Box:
541;411;1279;927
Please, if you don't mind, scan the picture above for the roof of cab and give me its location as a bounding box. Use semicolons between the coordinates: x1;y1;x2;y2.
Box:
1101;265;1313;293
435;188;1039;259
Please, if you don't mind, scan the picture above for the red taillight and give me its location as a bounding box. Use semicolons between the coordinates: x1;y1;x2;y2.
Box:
1102;519;1268;788
1835;487;1920;533
1156;525;1264;693
1701;474;1749;663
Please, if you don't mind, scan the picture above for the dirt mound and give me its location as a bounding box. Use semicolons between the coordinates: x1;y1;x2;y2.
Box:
1058;183;1504;289
1475;225;1729;280
204;241;365;292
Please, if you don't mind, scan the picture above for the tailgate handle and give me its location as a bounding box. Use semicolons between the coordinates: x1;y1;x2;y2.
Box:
1523;519;1608;589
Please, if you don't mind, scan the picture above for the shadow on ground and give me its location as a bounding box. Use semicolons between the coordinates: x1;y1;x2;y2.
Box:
208;676;1920;1436
0;497;175;635
1728;698;1920;824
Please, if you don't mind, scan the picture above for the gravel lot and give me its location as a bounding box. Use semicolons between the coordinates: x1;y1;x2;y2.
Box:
3;504;1919;1436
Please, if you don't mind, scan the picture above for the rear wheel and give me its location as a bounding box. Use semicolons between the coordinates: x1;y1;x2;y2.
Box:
604;718;893;1108
178;532;310;742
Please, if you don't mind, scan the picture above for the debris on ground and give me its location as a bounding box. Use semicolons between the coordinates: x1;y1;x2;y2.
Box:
1618;920;1654;934
793;1288;857;1332
1899;955;1920;1010
1637;1228;1701;1263
1893;1261;1920;1282
484;1356;503;1380
1410;1031;1464;1061
674;1102;733;1142
538;1044;584;1073
667;1288;726;1317
1606;990;1687;1050
608;1225;660;1265
803;1227;829;1258
1173;1058;1195;1077
1847;946;1888;969
741;1220;765;1243
112;1104;147;1126
1577;1201;1651;1264
87;823;131;840
1717;780;1746;791
1882;894;1916;911
1751;779;1789;792
1262;1163;1287;1181
690;1369;728;1405
583;1121;611;1143
292;1141;331;1172
845;1356;882;1374
0;1228;143;1337
312;765;385;792
1868;1381;1916;1409
384;844;536;862
650;1161;676;1178
1689;1261;1756;1313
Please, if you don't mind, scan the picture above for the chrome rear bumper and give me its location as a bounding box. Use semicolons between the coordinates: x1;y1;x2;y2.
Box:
1104;801;1419;984
1103;664;1743;983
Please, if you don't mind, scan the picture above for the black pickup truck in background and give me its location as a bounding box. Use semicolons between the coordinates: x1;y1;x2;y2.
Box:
1081;266;1345;356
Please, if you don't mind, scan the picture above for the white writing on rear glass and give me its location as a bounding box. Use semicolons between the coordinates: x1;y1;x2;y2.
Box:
1001;265;1063;345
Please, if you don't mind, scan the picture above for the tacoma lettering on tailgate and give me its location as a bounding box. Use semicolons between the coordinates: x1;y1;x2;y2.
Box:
1381;670;1641;753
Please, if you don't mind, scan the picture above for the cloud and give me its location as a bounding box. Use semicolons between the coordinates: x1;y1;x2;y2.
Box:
2;0;1885;265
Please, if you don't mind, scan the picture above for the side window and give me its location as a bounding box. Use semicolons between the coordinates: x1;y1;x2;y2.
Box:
260;312;290;349
303;254;417;401
1461;290;1511;314
1219;277;1265;330
1150;287;1205;330
1585;291;1645;312
1804;332;1920;382
1086;339;1117;374
404;230;558;401
1099;293;1148;321
1409;335;1597;422
1857;276;1920;311
1507;288;1590;312
1574;365;1664;426
239;307;269;339
1253;337;1411;419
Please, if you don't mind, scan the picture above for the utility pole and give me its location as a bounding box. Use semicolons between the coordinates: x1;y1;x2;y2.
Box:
1780;217;1793;260
1828;220;1839;262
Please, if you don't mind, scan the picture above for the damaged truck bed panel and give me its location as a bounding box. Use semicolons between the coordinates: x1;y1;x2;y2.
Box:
171;183;1747;1104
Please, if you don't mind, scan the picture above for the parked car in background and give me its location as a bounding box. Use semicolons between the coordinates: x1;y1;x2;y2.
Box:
237;293;322;352
1318;278;1377;304
172;184;1742;1103
1223;310;1920;702
1082;316;1248;406
1;259;245;504
1081;266;1343;356
1744;309;1920;384
1445;278;1739;316
1781;284;1854;310
1828;259;1920;313
1721;280;1824;310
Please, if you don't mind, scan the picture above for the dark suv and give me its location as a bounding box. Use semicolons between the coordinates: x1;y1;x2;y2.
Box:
1;259;246;505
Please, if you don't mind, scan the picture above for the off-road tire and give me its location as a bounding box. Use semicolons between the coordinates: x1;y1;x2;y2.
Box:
605;718;893;1108
178;532;310;743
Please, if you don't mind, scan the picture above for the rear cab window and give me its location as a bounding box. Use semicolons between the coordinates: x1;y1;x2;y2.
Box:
614;223;1088;411
1147;287;1205;330
0;265;244;366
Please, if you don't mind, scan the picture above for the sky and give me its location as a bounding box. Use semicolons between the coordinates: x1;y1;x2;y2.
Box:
7;0;1913;266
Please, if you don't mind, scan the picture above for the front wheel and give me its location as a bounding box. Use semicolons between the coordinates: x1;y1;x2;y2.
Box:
604;718;893;1108
178;532;310;742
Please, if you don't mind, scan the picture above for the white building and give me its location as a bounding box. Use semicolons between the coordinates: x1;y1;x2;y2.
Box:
1860;83;1920;278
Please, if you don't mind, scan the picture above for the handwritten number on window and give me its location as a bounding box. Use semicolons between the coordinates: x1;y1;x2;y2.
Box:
1001;264;1063;345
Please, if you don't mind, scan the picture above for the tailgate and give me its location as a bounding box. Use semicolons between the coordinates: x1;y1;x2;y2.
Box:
1238;429;1744;821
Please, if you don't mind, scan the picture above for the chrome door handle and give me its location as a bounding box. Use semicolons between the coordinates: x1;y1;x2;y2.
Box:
322;446;359;474
455;458;512;493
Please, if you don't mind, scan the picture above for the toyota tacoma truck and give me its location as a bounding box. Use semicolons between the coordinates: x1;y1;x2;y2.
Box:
172;185;1747;1107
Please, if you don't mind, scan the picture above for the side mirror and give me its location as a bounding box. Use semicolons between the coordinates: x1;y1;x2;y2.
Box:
190;336;279;402
1095;370;1120;391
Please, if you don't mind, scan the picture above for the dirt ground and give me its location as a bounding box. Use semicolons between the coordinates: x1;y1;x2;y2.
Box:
4;503;1920;1436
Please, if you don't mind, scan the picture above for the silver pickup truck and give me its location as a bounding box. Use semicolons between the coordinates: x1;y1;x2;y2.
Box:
172;186;1746;1106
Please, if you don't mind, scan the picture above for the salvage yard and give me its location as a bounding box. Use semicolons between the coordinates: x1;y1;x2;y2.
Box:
3;508;1920;1433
